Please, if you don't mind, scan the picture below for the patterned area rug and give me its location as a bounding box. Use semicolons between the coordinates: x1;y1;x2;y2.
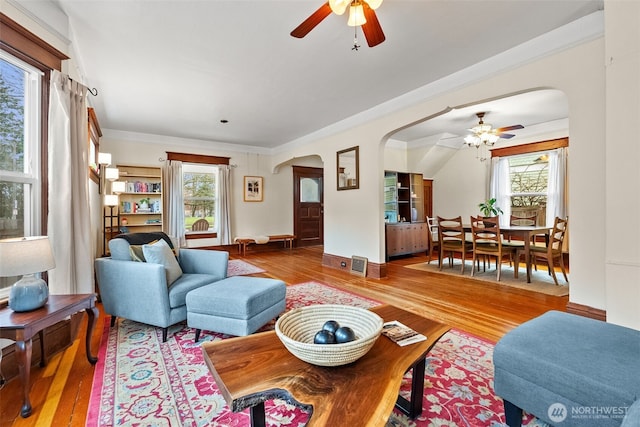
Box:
405;261;569;297
226;259;266;276
86;281;545;426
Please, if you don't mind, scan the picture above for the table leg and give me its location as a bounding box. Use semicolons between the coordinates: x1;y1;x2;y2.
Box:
38;330;46;367
525;236;532;283
395;357;426;418
85;306;99;364
15;339;33;418
250;402;266;427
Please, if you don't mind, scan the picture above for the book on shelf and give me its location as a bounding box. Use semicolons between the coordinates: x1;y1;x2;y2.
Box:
381;320;427;346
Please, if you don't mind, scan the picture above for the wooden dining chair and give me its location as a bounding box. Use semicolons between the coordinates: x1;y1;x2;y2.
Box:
503;213;538;267
426;216;440;263
470;216;520;281
191;218;210;231
437;216;473;274
528;216;568;285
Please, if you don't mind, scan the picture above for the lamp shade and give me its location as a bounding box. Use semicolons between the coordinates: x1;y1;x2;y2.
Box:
105;167;119;181
104;194;119;206
0;236;55;277
0;236;55;312
98;152;112;165
111;181;126;194
347;4;367;26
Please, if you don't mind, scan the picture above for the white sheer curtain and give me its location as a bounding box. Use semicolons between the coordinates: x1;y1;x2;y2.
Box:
163;160;185;247
546;148;568;225
47;70;93;294
489;156;512;226
218;165;232;245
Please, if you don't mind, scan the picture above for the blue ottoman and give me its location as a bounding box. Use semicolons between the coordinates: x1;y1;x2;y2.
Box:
494;310;640;427
186;276;286;341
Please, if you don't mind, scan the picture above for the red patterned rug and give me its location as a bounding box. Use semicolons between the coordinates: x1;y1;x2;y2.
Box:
86;281;542;426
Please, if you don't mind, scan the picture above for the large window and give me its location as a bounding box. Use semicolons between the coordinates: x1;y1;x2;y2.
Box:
491;139;568;227
0;52;44;297
507;152;549;222
183;163;218;232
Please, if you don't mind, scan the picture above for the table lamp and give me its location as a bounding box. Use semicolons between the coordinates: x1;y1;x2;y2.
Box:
0;236;55;312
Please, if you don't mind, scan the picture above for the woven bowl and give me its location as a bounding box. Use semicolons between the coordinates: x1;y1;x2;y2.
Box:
275;304;383;367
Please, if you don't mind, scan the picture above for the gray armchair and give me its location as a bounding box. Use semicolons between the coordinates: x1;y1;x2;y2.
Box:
95;232;229;341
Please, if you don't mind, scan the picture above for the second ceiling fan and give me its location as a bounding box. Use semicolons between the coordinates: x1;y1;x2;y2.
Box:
291;0;386;48
464;112;524;147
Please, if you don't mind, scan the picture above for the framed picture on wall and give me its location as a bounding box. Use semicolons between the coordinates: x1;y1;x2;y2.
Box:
243;176;263;202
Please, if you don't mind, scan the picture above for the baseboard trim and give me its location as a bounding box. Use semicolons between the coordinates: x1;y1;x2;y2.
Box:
322;252;386;278
566;302;606;321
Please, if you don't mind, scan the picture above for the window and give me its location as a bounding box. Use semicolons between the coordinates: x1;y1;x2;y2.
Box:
491;138;568;227
0;52;44;297
183;163;218;232
507;152;549;223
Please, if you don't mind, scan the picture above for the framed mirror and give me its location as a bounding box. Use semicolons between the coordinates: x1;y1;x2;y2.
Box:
337;146;359;190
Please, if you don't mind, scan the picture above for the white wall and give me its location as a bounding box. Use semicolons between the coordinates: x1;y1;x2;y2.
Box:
604;0;640;328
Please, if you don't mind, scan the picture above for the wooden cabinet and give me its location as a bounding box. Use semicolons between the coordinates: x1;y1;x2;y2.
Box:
385;222;429;259
384;171;424;224
116;165;163;233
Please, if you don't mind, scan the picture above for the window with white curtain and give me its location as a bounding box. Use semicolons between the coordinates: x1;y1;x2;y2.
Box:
0;52;44;297
491;146;567;227
182;163;218;232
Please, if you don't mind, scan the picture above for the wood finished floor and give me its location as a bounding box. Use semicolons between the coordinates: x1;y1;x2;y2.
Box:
0;246;568;426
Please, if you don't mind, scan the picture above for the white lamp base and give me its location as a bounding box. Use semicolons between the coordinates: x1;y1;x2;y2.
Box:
8;274;49;312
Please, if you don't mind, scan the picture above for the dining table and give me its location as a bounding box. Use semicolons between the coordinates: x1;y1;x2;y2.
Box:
455;224;552;283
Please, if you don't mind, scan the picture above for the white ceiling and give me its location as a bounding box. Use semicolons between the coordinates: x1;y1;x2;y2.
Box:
33;0;603;149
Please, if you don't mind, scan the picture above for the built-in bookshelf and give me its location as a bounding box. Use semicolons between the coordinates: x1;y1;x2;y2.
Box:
116;165;163;233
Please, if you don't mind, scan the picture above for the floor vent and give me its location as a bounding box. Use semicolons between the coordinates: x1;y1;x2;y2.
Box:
350;256;368;277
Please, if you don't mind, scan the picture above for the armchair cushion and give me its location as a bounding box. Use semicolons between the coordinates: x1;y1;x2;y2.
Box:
142;239;183;285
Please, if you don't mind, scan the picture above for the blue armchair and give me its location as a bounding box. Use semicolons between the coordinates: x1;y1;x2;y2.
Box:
95;233;229;341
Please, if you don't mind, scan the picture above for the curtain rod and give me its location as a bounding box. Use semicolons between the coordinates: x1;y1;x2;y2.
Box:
67;76;98;96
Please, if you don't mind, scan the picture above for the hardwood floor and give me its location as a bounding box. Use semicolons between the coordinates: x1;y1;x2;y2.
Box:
0;246;568;426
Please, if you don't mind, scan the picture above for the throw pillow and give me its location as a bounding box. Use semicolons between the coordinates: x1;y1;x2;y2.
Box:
129;239;159;262
142;239;183;286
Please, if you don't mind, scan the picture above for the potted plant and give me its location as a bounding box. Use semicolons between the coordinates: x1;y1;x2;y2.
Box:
478;198;503;217
139;197;150;210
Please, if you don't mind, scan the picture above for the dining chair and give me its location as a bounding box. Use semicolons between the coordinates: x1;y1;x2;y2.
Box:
437;216;473;274
191;218;210;231
470;216;520;281
426;216;440;263
527;216;568;285
503;213;538;267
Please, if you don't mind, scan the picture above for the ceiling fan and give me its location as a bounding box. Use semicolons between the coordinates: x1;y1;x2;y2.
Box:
290;0;386;48
464;112;524;147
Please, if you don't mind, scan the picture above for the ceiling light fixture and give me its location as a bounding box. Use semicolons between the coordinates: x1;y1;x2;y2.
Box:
463;112;518;162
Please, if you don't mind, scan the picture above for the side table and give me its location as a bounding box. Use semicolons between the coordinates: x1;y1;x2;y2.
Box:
0;294;99;417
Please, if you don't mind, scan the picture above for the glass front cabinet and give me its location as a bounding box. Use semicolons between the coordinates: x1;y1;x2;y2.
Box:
384;171;427;259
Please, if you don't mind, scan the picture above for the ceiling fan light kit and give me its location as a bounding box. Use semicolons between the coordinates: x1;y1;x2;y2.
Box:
464;112;524;161
291;0;386;48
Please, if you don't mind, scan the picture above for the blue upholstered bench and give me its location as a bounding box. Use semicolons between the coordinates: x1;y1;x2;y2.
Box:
494;310;640;427
186;276;286;341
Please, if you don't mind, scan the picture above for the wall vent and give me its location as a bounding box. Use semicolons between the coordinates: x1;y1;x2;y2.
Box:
350;256;368;277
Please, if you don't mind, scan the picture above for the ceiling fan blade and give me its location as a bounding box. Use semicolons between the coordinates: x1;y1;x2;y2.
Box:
361;3;385;47
291;2;333;39
498;133;516;139
495;124;524;133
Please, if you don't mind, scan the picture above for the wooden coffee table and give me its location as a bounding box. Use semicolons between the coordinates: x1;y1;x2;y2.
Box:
0;294;98;417
202;304;449;426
